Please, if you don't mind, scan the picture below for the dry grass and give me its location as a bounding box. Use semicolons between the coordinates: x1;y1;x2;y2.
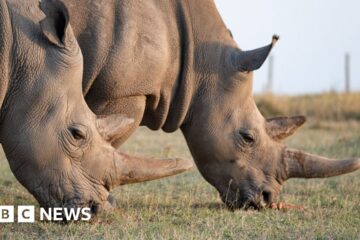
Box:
256;92;360;121
0;93;359;239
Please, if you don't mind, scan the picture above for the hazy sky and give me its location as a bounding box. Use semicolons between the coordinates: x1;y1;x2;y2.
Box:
215;0;360;95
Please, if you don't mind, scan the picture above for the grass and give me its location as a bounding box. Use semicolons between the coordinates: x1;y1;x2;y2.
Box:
256;92;360;121
0;94;359;239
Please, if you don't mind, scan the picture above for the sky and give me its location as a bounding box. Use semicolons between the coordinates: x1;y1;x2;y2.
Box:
215;0;360;95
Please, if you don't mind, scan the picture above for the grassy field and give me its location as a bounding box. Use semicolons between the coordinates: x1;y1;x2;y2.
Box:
256;92;360;121
0;94;359;239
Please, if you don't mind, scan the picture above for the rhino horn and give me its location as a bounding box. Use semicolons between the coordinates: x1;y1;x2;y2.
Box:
283;148;360;179
266;115;306;141
97;114;134;142
106;152;193;188
234;35;279;72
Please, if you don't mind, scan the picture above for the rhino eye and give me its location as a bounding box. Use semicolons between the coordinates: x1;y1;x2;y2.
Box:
239;131;255;145
69;126;86;140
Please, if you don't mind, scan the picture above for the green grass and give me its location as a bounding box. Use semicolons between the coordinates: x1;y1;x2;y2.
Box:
0;121;359;239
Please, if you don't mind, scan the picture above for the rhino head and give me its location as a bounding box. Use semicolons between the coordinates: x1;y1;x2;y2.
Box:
182;35;360;209
0;0;191;211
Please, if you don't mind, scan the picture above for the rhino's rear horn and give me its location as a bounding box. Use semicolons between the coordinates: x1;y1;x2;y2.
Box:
283;148;360;179
233;35;279;72
97;114;134;143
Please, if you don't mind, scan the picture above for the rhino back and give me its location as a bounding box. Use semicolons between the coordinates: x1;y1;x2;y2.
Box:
63;0;198;145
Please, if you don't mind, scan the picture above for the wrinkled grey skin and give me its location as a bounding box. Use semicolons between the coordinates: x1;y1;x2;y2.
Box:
59;0;360;209
0;0;192;211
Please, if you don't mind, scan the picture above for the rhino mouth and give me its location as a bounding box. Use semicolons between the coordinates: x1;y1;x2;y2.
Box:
40;198;97;212
221;188;275;210
61;195;118;221
29;178;111;218
226;197;271;211
62;199;99;213
38;198;108;223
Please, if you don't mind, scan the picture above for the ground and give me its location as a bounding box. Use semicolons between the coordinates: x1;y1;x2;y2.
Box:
0;117;359;239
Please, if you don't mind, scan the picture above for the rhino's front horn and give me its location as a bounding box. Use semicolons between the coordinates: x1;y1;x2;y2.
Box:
106;152;193;188
283;148;360;179
97;114;134;142
233;35;279;72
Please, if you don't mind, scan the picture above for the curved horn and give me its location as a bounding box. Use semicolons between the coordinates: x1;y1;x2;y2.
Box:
97;114;134;142
105;151;193;188
283;148;360;179
234;35;279;72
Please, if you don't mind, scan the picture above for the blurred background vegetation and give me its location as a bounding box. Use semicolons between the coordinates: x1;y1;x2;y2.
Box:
256;92;360;121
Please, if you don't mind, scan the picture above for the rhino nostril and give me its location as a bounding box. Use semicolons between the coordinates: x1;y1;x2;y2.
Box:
262;191;272;204
89;201;98;214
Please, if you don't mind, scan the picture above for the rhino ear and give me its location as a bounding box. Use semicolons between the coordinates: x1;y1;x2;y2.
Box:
39;0;72;48
233;35;279;72
266;115;306;141
97;114;135;143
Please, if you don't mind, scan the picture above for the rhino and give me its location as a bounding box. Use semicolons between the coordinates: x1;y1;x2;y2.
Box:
54;0;360;210
0;0;192;211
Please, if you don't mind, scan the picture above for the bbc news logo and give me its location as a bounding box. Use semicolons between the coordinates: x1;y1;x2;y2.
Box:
0;206;91;223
